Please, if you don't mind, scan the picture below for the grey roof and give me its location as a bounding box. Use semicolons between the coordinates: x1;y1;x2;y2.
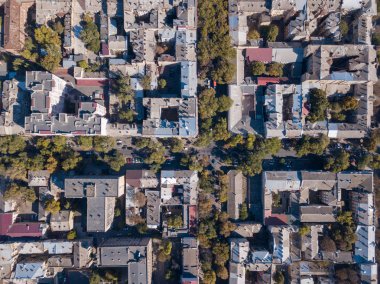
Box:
28;170;50;187
146;190;161;228
182;237;199;281
64;176;124;198
99;237;152;284
227;170;245;220
300;205;336;223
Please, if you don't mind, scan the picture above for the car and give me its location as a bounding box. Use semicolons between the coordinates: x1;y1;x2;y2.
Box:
126;158;132;163
116;140;123;145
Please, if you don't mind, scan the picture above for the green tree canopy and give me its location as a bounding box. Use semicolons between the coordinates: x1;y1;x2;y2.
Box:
44;199;61;214
213;118;230;141
103;150;125;172
0;136;26;154
80;14;100;53
295;134;330;157
267;25;279;42
307;89;328;122
251;61;266;76
61;151;82;171
266;62;284;77
247;28;260;40
4;184;36;203
324;149;350;172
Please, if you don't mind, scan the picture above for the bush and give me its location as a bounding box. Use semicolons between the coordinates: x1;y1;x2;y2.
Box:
239;202;248;220
44;199;61;214
267;25;279;42
251;61;266;76
67;230;77;240
340;20;349;37
266;62;283;77
247;28;260;40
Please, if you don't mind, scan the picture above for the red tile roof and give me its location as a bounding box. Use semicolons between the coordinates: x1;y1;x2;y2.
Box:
188;205;196;229
75;79;109;87
257;77;287;86
264;214;290;226
125;170;143;188
0;213;13;235
6;222;43;237
245;48;272;63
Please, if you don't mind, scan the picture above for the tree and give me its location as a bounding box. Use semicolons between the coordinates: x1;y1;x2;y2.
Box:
320;236;337;252
218;175;229;203
217;95;233;112
331;211;357;251
251;61;266;76
46;156;58;173
158;78;167;89
198;88;219;119
140;75;151;90
224;134;244;149
51;136;67;153
341;96;359;111
296;134;330;157
238;153;263;176
324;149;350;173
169;138;184;153
245;134;256;150
216;265;229;280
212;242;230;265
211;58;236;84
198;194;213;219
180;154;203;172
34;25;62;71
218;212;237;237
77;136;93;150
266;62;283;77
34;25;61;46
0;135;26;154
93;136;115;153
239;202;248;220
167;215;183;229
78;60;89;69
40;45;62;71
247;28;260;40
273;271;285;284
67;230;77;240
364;130;380;151
44;199;60;214
340;20;349;37
213;118;230;141
267;25;279;42
61;151;82;171
4;184;37;203
157;241;172;262
202;270;216;284
299;226;311;236
307;89;328;123
103;150;125;171
80;14;100;53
